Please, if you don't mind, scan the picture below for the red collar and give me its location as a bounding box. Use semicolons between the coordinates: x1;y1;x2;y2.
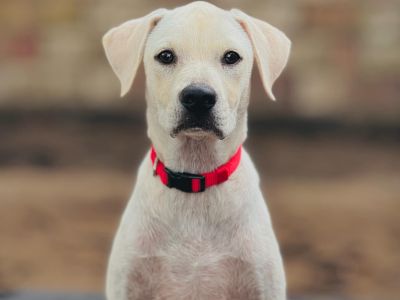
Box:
150;146;242;193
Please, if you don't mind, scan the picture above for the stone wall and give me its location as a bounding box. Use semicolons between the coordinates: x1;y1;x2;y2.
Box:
1;0;399;121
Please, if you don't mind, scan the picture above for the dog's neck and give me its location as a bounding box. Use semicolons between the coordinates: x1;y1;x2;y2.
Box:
147;112;247;174
156;137;241;174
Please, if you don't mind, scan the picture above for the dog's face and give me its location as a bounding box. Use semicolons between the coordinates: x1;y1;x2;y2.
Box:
103;1;290;140
143;7;253;140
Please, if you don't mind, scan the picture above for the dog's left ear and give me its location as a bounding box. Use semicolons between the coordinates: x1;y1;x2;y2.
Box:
102;9;168;97
231;9;291;101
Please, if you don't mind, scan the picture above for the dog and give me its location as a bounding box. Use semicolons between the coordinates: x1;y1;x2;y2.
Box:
102;2;290;299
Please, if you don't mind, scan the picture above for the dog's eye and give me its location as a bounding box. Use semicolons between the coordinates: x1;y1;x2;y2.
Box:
222;51;242;65
155;50;175;65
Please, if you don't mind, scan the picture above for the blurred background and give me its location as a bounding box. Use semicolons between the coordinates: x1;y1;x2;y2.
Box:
0;0;399;299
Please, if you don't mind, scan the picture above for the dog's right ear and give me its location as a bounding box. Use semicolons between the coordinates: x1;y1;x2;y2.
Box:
102;9;168;97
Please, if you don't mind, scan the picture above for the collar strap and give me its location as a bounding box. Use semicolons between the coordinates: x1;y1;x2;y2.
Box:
150;146;242;193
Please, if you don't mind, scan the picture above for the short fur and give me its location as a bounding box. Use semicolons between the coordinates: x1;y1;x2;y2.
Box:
103;2;291;299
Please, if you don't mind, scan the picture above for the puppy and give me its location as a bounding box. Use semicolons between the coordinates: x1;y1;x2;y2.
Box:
103;2;290;299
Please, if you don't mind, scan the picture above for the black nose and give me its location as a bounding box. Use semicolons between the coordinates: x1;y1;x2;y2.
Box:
180;85;216;114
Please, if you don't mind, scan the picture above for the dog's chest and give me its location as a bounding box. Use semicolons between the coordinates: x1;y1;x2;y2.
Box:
127;234;262;300
123;160;266;299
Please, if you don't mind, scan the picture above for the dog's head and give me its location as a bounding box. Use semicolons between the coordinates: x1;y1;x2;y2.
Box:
103;1;290;140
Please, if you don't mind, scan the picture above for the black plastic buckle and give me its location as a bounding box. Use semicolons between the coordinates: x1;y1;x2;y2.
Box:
165;167;206;193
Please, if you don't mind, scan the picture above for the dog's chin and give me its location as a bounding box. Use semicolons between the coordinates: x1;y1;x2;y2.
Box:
182;128;217;140
171;125;225;140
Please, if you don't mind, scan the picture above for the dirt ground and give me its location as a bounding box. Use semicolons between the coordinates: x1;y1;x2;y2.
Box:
0;118;399;299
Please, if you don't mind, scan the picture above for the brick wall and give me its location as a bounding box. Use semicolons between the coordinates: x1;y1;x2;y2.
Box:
1;0;399;121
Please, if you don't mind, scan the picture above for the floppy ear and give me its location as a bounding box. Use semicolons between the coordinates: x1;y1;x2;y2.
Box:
102;9;167;97
231;9;291;101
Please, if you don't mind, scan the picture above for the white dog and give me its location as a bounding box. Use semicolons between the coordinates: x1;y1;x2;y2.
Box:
103;2;290;299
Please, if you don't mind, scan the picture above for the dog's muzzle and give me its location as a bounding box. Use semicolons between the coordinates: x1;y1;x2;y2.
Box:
172;84;223;139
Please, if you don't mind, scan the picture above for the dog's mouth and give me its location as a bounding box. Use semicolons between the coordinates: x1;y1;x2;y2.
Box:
171;118;224;140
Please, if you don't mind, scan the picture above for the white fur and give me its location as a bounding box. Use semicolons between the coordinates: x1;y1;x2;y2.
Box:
103;2;290;299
